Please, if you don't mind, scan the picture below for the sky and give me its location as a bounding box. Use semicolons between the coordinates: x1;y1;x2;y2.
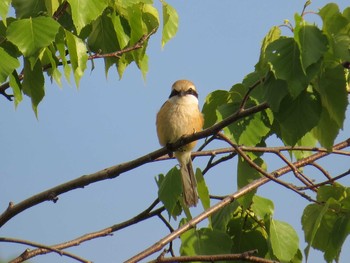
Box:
1;1;350;262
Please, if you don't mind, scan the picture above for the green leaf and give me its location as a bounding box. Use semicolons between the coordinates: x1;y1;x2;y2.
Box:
313;109;340;150
112;13;130;50
302;185;350;262
161;0;178;48
65;30;88;87
55;28;71;83
319;4;350;62
7;16;60;57
44;0;60;16
40;46;62;87
22;58;45;116
251;195;274;219
195;168;210;212
142;4;160;32
268;219;299;262
315;65;348;128
228;213;269;258
12;0;46;19
0;0;10;26
0;47;20;83
9;71;22;107
274;89;322;146
180;228;232;257
88;13;120;75
156;167;182;219
202;90;230;128
212;202;239;232
237;157;264;209
255;26;281;75
266;37;308;98
66;0;108;34
293;131;317;160
295;24;328;71
261;73;289;112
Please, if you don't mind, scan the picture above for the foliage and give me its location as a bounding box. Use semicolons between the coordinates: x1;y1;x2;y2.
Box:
1;1;350;263
0;0;178;114
158;2;350;263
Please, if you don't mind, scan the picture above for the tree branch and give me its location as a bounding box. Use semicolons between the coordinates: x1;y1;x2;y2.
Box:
124;138;350;263
10;199;164;263
0;102;268;228
151;250;278;263
0;237;91;263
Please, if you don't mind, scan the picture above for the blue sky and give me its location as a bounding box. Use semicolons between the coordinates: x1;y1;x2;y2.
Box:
1;1;350;262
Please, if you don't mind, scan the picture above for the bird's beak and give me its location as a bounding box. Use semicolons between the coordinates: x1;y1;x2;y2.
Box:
179;90;187;97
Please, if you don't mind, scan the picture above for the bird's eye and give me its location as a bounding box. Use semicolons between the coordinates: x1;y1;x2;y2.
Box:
186;88;198;98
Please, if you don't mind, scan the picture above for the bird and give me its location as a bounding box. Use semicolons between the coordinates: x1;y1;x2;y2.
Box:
156;80;204;207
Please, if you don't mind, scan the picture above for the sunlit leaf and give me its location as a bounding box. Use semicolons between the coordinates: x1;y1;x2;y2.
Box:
0;47;20;83
7;16;60;57
295;24;328;71
9;71;22;107
65;30;88;87
22;58;45;116
266;37;308;98
156;167;182;220
180;228;232;256
202;90;230;128
302;184;350;262
66;0;108;34
195;168;210;212
255;26;281;75
0;0;10;26
268;219;299;262
161;0;178;48
251;195;274;219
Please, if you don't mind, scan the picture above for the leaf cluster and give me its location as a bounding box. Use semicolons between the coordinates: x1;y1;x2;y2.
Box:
156;3;350;263
0;0;178;114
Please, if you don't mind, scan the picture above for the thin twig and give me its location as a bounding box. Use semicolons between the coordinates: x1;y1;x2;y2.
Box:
10;199;163;263
298;169;350;190
0;237;91;263
217;132;319;203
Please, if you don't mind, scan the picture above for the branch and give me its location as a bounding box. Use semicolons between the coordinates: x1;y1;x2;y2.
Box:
0;237;90;263
124;138;350;263
10;199;164;263
151;250;278;263
0;102;268;228
217;132;319;203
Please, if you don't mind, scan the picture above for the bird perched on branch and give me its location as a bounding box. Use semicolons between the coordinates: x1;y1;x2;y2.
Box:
156;80;204;207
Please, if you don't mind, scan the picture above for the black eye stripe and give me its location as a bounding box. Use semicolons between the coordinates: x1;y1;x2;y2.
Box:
168;88;198;99
169;89;179;98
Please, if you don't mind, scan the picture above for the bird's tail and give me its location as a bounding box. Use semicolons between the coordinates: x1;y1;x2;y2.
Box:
180;158;198;207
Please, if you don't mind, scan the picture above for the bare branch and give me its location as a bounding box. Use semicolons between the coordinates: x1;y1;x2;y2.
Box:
10;199;164;263
0;237;91;263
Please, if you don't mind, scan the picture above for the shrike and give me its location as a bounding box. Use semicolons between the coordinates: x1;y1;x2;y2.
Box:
156;80;204;207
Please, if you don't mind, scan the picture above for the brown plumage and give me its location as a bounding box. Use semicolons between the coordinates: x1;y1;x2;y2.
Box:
156;80;204;206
